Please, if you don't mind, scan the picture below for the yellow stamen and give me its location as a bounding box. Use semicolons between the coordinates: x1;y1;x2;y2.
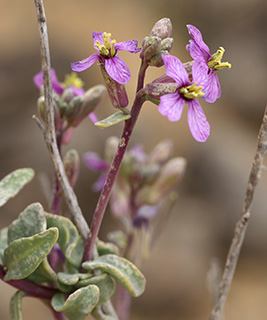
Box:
208;47;231;70
178;82;204;99
103;32;112;49
95;41;109;56
63;72;84;89
110;39;117;57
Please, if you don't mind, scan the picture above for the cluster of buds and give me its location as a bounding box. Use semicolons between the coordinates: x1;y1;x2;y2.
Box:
34;70;106;144
140;18;174;67
84;138;186;259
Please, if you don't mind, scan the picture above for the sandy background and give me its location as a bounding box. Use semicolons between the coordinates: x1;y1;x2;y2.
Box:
0;0;267;319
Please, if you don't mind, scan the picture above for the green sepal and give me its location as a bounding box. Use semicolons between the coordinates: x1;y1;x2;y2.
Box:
75;273;115;306
8;203;46;244
45;213;84;268
95;111;131;128
82;254;146;297
4;227;59;281
9;291;24;320
0;227;8;264
0;168;34;207
51;285;100;320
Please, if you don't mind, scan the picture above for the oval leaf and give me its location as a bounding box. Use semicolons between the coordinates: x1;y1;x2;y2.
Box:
9;291;24;320
76;273;115;306
8;203;46;244
51;285;100;320
92;305;118;320
4;227;59;281
45;213;84;268
82;254;146;297
0;168;34;207
95;111;131;128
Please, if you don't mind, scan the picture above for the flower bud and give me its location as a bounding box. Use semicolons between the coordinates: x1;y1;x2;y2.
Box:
61;88;75;104
37;96;45;121
147;50;168;67
105;136;120;163
159;37;174;52
63;149;80;188
150;18;172;40
145;81;178;101
140;36;161;60
63;95;84;124
100;65;128;108
148;140;173;164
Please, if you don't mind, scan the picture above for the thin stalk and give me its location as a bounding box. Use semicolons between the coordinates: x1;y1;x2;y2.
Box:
82;90;146;262
34;0;89;241
209;105;267;320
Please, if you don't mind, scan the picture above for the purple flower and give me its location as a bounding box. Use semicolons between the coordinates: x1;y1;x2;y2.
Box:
34;68;64;95
33;69;85;96
186;25;231;103
158;54;210;143
71;32;141;85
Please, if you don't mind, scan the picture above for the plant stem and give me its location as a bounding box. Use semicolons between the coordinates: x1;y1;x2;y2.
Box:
34;0;89;241
0;264;57;300
209;105;267;320
82;89;146;262
116;284;132;320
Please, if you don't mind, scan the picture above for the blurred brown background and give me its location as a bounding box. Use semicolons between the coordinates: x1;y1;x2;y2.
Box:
0;0;267;319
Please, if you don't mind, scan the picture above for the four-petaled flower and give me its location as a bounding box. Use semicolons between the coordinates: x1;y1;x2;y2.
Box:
158;54;210;142
186;24;231;103
71;31;141;85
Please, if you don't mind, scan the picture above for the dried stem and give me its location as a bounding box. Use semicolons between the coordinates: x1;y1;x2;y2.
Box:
210;105;267;320
33;0;89;240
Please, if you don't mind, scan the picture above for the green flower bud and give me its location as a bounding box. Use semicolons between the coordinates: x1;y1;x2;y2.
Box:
37;96;45;121
140;36;161;60
148;140;173;165
63;149;80;188
159;37;174;52
61;88;75;104
148;50;168;67
63;95;84;124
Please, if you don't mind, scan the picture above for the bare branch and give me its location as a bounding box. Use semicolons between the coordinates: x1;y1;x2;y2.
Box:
210;105;267;320
33;0;89;240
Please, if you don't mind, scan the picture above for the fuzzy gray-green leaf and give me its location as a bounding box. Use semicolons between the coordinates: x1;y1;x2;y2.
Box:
51;285;99;320
8;203;46;244
82;254;146;297
45;213;84;268
10;291;24;320
0;227;8;264
95;111;131;128
0;168;34;207
4;227;58;281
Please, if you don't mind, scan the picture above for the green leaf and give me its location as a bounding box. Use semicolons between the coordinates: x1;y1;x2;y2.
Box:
82;255;146;297
45;213;84;268
76;273;115;306
27;257;57;283
4;227;58;281
8;203;46;244
95;111;131;128
0;227;8;264
96;239;119;256
51;285;100;320
10;291;24;320
0;168;34;207
92;305;118;320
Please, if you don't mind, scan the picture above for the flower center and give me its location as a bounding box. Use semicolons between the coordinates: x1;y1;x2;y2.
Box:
207;47;231;70
63;72;84;89
178;82;204;99
95;32;117;58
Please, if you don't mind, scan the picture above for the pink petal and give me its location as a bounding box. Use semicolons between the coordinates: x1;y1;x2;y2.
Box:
158;92;185;122
83;152;109;171
92;31;104;46
162;55;189;88
192;59;209;87
202;72;221;103
105;56;131;84
186;40;210;62
71;54;100;72
187;99;210;142
114;40;141;53
186;25;210;56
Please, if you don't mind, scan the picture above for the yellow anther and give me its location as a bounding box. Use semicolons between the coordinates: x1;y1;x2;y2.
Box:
110;39;117;57
63;72;84;89
208;47;231;70
103;32;112;49
95;41;109;56
178;82;204;99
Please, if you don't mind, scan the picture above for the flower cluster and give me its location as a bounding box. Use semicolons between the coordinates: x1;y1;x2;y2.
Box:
34;69;106;144
84;138;186;241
